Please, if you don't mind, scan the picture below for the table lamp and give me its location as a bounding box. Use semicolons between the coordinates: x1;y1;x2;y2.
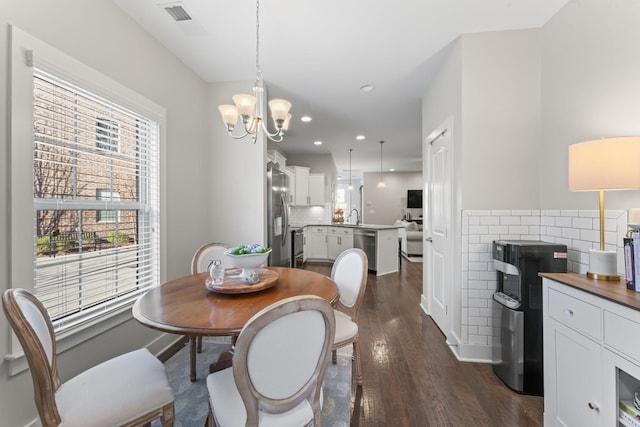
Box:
568;137;640;281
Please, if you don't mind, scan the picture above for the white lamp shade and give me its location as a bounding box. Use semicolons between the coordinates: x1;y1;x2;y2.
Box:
232;94;257;117
569;137;640;191
218;105;238;127
268;99;292;122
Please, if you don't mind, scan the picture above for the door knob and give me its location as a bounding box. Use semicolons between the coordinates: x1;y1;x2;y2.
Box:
426;237;433;242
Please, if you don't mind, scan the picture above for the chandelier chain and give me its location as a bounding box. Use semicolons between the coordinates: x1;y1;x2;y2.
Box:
255;0;262;81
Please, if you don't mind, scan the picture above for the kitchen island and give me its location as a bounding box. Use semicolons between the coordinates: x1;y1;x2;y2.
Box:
300;223;403;276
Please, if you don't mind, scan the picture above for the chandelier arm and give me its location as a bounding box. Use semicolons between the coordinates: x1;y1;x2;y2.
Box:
225;128;251;140
260;122;283;138
266;133;284;143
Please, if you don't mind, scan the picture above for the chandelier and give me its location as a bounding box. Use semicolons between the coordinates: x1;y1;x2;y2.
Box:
377;140;386;188
217;0;292;143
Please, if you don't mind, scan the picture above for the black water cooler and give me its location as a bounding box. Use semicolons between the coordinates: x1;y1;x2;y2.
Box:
491;240;567;396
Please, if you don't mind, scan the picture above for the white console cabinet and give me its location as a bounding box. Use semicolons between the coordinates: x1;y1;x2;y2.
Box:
542;274;640;427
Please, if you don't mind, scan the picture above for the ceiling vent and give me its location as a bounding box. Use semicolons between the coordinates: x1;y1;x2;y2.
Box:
163;4;192;22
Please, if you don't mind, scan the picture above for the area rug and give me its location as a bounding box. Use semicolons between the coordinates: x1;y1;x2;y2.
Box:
152;339;351;427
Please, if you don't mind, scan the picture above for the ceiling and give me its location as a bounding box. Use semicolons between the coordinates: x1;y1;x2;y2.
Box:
114;0;568;176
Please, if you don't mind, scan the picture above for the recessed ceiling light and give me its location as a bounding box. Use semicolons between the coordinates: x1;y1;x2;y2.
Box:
356;135;365;140
301;116;312;122
359;84;375;93
313;140;322;146
389;168;395;172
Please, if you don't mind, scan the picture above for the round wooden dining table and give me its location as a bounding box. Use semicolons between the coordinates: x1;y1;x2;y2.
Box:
132;266;339;381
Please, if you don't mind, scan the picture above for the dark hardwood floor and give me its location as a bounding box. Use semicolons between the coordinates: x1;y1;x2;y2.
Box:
303;258;544;427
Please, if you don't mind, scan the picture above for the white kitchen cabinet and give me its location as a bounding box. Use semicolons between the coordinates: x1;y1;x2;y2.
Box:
544;316;603;426
267;149;287;168
327;226;353;260
306;226;327;260
309;173;326;205
290;166;310;205
542;274;640;427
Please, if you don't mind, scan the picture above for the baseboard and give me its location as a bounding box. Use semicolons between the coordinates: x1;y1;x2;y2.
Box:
450;342;492;363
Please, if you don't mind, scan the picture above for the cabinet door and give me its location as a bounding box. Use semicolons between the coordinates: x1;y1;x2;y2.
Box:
327;234;340;260
309;173;325;205
544;318;603;427
307;227;327;259
293;166;310;205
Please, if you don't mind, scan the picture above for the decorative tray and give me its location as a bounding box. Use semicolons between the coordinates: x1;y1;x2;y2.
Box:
205;268;279;294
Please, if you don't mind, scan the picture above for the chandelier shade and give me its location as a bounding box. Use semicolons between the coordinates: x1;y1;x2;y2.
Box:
217;0;292;143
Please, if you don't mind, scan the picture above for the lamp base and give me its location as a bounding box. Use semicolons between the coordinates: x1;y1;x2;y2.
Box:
587;249;620;281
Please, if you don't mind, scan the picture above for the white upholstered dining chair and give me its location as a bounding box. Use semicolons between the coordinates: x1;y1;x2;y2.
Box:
2;288;174;427
205;295;335;427
330;247;368;386
189;242;231;381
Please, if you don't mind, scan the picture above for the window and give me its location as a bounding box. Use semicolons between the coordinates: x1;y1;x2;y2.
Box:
9;27;165;370
30;67;160;332
96;190;120;222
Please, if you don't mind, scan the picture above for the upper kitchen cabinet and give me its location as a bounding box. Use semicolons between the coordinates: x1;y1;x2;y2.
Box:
291;166;310;205
309;173;326;205
289;166;326;206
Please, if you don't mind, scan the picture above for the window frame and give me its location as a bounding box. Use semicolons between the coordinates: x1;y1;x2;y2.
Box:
8;26;167;375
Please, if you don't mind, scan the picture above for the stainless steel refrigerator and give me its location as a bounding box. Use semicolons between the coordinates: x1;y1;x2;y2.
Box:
267;161;290;267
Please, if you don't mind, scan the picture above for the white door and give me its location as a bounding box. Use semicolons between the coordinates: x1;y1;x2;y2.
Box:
424;120;452;337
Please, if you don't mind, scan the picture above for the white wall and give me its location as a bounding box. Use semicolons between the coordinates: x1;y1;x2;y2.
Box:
208;80;268;249
362;172;422;225
422;1;640;363
539;0;640;210
461;29;541;209
0;1;211;425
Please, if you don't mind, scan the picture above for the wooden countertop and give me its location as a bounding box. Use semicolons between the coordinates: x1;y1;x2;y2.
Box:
540;272;640;312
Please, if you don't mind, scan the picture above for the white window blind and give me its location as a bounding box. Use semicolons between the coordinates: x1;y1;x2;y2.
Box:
33;68;160;333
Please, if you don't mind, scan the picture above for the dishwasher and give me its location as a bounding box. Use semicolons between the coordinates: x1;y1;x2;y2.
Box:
353;229;376;272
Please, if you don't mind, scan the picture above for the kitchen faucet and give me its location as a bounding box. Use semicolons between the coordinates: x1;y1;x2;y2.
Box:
349;208;361;225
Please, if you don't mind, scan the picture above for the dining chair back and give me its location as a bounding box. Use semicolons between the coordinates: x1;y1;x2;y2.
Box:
2;288;174;427
205;295;335;427
330;248;368;386
191;242;231;274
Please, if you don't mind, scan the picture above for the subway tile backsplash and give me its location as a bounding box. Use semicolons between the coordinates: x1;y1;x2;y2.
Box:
461;209;627;347
289;205;331;227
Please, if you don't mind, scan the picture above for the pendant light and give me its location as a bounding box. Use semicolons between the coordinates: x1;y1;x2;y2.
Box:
347;148;354;191
377;140;386;188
